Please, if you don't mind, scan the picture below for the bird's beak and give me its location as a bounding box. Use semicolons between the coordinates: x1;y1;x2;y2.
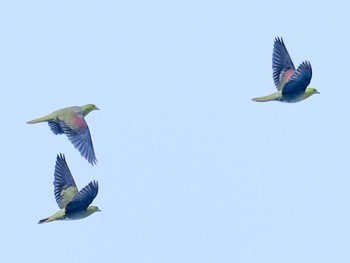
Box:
316;91;320;94
96;107;100;110
97;208;102;212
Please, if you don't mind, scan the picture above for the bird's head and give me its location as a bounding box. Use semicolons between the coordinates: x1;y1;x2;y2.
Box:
86;206;101;215
81;104;100;116
303;87;320;100
307;87;320;94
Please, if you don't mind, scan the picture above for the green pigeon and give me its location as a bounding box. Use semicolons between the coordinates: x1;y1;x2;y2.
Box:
252;37;319;103
27;104;99;165
38;154;100;224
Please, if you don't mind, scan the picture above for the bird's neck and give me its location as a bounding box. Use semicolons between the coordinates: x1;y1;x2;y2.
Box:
81;106;94;116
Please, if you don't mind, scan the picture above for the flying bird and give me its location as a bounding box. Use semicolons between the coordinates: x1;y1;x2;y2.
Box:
38;154;100;224
27;104;99;165
252;37;319;103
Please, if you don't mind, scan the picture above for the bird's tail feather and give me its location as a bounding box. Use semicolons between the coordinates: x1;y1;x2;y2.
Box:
38;210;65;224
38;214;58;224
27;114;53;124
38;217;49;224
252;92;281;102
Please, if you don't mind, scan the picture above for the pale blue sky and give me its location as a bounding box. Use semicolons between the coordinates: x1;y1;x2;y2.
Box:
1;1;349;262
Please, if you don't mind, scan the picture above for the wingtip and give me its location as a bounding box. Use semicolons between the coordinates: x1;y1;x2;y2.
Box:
273;37;287;53
91;180;99;189
56;153;67;166
301;60;312;68
90;159;98;166
275;36;283;41
57;153;65;159
88;180;99;195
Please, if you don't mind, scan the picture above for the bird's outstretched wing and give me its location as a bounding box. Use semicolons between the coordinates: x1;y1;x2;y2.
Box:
272;37;295;89
65;181;99;214
58;119;97;165
281;61;312;100
54;154;78;209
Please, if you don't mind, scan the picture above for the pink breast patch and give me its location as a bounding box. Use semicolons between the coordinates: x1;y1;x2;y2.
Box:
72;116;87;128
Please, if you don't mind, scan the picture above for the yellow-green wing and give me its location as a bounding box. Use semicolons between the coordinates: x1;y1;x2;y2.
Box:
54;154;78;208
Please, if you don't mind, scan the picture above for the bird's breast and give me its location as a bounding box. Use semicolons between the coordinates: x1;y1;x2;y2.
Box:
71;116;88;128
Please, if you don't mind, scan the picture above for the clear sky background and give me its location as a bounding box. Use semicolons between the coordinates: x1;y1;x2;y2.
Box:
1;1;349;262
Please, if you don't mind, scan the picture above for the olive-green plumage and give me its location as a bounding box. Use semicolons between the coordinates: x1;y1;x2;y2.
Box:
27;104;99;165
38;154;101;224
252;37;319;103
